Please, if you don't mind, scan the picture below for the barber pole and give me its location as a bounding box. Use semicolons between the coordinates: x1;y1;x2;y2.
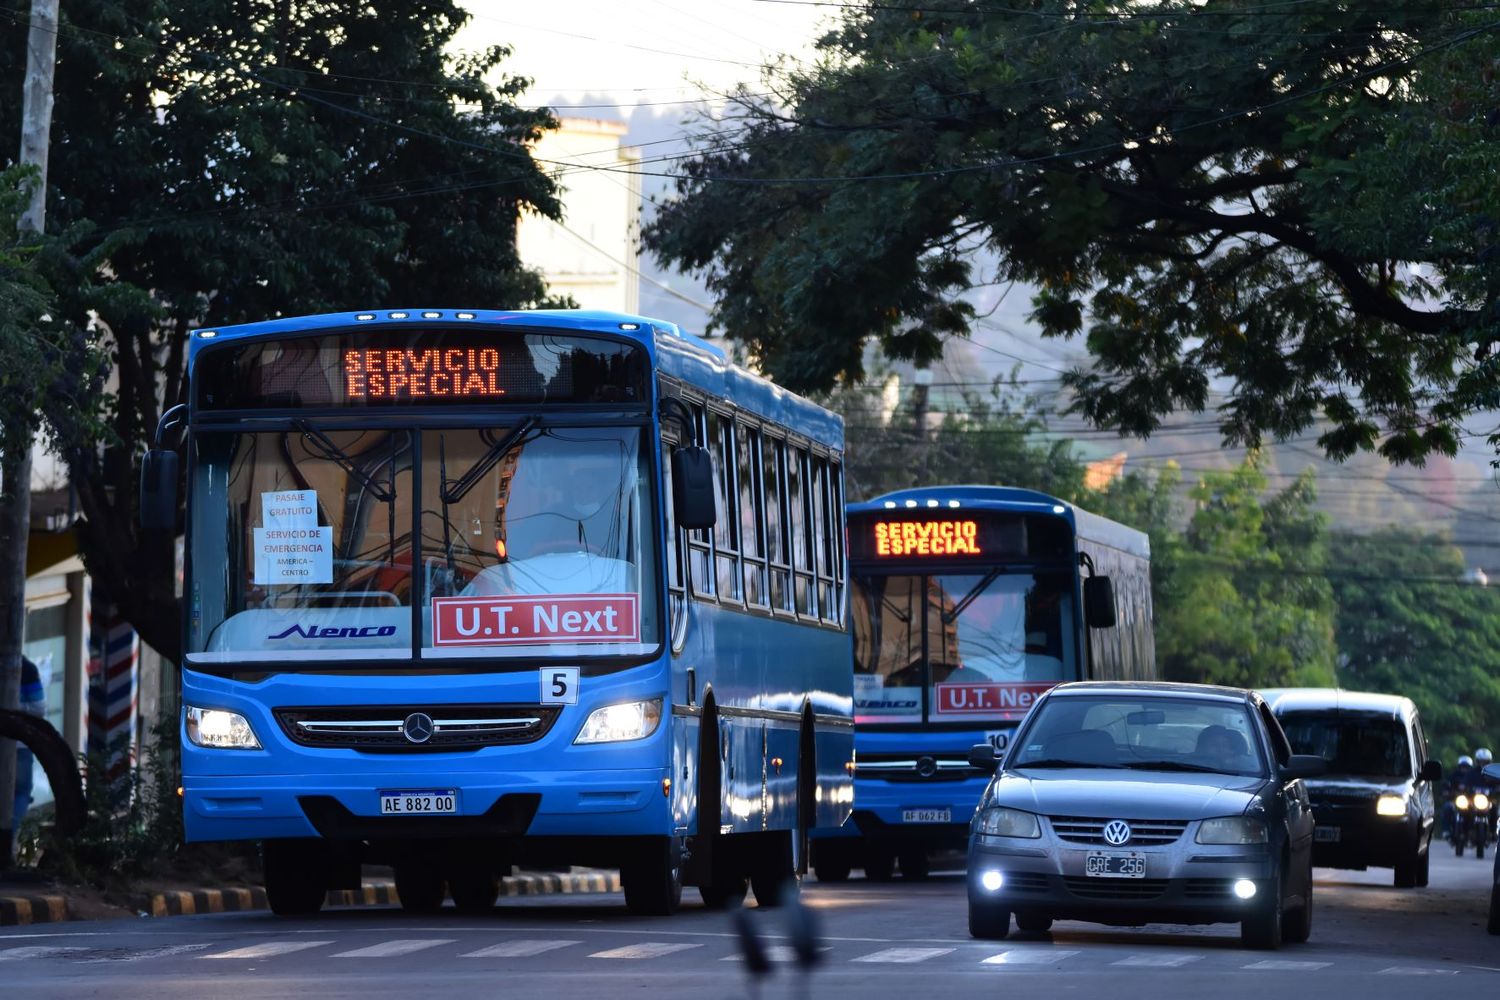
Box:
87;590;139;782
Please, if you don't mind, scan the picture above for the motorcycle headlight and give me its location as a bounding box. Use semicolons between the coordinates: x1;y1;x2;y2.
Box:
975;807;1041;839
185;706;261;750
1376;794;1408;817
574;698;662;744
1457;794;1471;811
1476;793;1492;812
1196;816;1269;845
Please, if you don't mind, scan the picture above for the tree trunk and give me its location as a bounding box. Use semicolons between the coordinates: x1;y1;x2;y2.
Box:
0;446;33;858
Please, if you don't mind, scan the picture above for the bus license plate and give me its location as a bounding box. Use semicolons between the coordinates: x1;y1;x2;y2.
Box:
379;790;458;815
902;808;951;823
1085;852;1146;878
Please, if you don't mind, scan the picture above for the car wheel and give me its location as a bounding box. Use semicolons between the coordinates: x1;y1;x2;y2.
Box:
969;901;1011;940
1283;866;1313;945
1014;911;1053;934
1241;872;1283;950
1394;844;1420;888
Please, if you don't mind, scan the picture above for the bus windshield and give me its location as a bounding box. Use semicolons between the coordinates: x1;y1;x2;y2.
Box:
187;423;660;663
850;570;1077;724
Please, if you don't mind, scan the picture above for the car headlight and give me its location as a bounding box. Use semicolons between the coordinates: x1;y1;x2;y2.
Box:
1376;794;1408;817
1196;816;1269;845
975;807;1041;839
1477;793;1492;812
1456;794;1471;811
574;698;662;744
185;706;261;750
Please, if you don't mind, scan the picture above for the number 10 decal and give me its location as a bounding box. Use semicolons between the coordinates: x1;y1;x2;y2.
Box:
541;667;580;705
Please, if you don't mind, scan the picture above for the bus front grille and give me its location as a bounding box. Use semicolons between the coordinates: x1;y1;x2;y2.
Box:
275;704;560;751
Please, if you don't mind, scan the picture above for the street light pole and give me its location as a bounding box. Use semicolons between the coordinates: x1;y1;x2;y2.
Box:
0;0;60;867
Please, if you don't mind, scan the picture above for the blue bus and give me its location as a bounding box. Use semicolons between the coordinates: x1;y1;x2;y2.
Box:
140;308;853;915
809;485;1154;881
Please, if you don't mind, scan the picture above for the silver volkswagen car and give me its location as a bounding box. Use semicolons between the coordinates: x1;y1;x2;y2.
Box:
966;681;1323;949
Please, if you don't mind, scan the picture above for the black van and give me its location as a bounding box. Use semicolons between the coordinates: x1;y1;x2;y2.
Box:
1263;689;1442;888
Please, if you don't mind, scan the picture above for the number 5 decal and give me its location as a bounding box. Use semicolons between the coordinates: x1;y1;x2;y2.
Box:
541;667;580;705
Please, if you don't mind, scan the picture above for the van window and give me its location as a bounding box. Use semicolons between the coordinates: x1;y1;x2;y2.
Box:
1278;711;1412;777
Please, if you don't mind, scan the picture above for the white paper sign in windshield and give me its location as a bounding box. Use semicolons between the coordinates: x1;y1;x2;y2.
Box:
253;490;333;585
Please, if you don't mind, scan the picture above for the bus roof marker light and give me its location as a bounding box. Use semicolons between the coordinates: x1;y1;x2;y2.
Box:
421;311;442;319
948;500;961;508
197;330;217;338
1053;504;1066;514
904;500;918;508
456;312;476;320
619;322;641;331
355;313;375;321
926;499;939;507
883;501;897;509
388;311;408;320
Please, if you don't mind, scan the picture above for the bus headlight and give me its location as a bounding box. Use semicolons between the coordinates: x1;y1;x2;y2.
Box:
976;807;1041;839
185;706;261;750
1376;794;1408;817
574;698;662;744
1196;817;1268;845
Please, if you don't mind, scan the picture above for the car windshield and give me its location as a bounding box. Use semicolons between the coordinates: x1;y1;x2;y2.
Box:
186;423;659;663
1010;695;1267;777
1277;712;1411;778
850;570;1077;724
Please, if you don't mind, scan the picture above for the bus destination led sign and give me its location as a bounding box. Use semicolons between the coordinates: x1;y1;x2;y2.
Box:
344;348;506;400
874;519;983;557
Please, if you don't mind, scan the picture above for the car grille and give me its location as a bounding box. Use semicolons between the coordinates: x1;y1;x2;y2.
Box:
276;704;560;751
1048;816;1190;846
1184;878;1238;899
1062;877;1169;901
855;753;986;782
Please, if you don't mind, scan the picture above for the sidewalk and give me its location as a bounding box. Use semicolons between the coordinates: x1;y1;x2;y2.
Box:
0;869;622;926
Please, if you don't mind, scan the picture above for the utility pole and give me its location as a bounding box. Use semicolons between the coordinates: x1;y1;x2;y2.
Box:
0;0;60;867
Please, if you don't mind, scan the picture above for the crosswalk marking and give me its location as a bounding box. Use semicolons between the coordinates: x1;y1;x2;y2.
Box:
0;945;89;961
202;941;335;960
1242;960;1332;971
78;943;215;963
462;940;581;959
851;947;955;964
1111;954;1200;968
589;942;704;959
331;939;456;959
721;945;832;963
982;949;1081;966
1379;967;1458;976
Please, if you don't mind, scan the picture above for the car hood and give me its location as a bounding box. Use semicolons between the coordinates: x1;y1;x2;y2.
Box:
1303;775;1413;798
993;768;1269;820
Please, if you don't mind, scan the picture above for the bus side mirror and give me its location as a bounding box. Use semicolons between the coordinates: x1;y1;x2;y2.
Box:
1084;575;1116;628
672;446;717;530
140;448;180;533
1421;759;1443;782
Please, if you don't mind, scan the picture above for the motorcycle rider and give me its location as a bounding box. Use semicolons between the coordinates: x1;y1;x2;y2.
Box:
1444;754;1477;840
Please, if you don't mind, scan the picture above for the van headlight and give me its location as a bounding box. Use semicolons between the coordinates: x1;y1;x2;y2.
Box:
1376;794;1408;817
574;698;662;744
185;706;261;750
1196;816;1268;845
976;807;1041;839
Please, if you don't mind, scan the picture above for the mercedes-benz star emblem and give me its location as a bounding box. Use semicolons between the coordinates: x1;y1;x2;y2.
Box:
1103;819;1132;846
915;756;938;778
402;712;435;744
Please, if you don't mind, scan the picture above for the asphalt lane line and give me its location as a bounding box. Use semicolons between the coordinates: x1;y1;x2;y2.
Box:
331;939;457;959
201;941;335;960
0;945;89;961
589;942;704;959
1242;960;1332;971
462;940;582;958
981;950;1081;965
851;947;956;963
1111;954;1202;968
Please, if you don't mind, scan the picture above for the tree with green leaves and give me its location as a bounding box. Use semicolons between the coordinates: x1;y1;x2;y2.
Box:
644;1;1500;464
1331;528;1500;765
0;1;565;660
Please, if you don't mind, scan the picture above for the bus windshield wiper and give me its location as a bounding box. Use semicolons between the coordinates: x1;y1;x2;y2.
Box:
440;416;540;505
295;420;395;502
942;566;1005;624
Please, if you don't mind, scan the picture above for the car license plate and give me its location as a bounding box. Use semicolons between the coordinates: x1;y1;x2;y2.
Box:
1085;852;1146;878
1314;825;1341;843
902;808;951;823
379;790;458;815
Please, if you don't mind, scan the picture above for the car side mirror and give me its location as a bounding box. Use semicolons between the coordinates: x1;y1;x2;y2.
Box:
1084;576;1116;629
671;446;717;530
968;744;999;774
1485;763;1500;782
1420;759;1443;783
139;448;180;533
1281;754;1326;780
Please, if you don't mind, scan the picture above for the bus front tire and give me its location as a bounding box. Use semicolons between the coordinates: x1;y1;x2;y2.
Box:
622;837;684;916
394;861;447;915
449;871;500;915
898;848;930;880
812;843;853;883
863;849;896;882
263;840;328;917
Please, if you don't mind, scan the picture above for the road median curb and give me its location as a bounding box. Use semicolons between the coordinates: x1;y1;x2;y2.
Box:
0;870;621;926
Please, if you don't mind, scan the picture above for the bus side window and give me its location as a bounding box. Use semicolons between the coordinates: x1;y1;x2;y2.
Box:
687;402;714;600
737;420;768;609
811;455;834;622
709;410;741;603
787;446;815;619
764;435;792;614
661;430;687;646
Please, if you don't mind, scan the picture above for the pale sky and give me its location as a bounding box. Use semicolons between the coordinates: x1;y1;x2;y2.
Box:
452;0;831;108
